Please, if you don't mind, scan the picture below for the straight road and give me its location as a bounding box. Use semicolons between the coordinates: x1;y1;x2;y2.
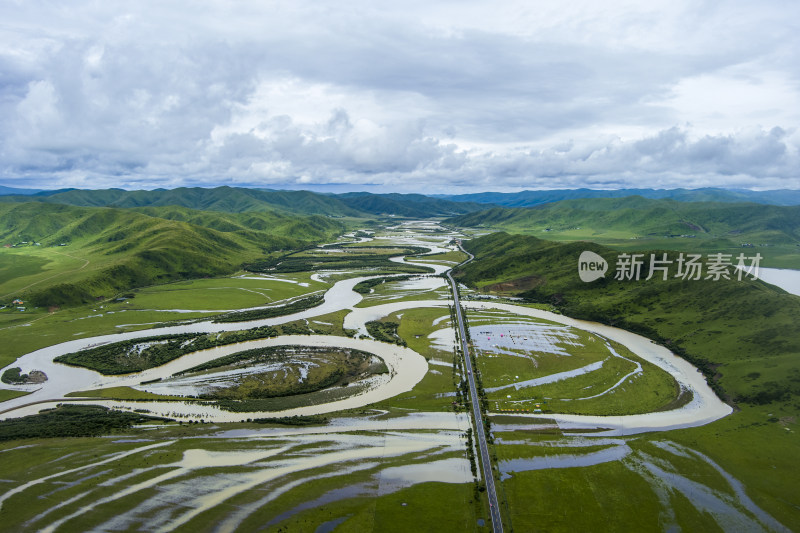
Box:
447;242;504;532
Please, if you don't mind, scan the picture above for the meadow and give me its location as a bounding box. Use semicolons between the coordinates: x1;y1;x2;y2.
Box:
0;417;481;532
447;197;800;269
1;217;797;531
455;229;800;530
0;272;331;369
0;201;343;308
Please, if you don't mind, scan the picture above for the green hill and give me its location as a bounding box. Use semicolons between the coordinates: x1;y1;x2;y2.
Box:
129;205;341;242
0;202;343;307
448;197;800;268
449;197;800;240
454;232;800;406
7;187;362;216
439;187;800;207
0;186;487;218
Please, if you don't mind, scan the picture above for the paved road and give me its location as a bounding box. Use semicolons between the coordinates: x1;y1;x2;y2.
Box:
447;243;504;532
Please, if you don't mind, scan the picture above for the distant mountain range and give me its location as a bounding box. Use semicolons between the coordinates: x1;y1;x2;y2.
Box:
436;187;800;207
3;185;800;215
446;196;800;247
0;186;487;218
0;185;43;196
2;183;799;306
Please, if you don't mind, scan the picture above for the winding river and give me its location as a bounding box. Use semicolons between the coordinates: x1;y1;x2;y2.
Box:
0;223;732;434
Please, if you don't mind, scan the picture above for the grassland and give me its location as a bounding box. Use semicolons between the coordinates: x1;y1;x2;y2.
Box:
368;308;461;412
356;275;451;308
447;197;800;268
0;304;213;369
0;272;329;369
455;229;799;529
0;420;480;532
0;389;29;402
65;386;191;401
455;232;800;405
412;250;468;263
0;201;343;308
651;400;800;530
2;214;797;531
468;310;680;415
245;245;434;275
487;399;800;531
124;273;326;311
500;456;673;531
276;481;482;533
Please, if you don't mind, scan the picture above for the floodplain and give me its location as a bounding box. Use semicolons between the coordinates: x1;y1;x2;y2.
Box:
0;220;794;532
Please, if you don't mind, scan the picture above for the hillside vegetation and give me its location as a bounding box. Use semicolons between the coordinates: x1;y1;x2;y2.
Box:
440;187;800;207
454;232;800;405
0;202;342;307
448;197;800;267
449;197;800;242
2;187;361;216
0;186;487;217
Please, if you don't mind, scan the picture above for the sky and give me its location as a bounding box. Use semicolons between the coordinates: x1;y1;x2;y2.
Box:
1;0;799;193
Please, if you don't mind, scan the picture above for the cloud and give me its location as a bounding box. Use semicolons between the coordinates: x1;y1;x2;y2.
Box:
0;0;798;192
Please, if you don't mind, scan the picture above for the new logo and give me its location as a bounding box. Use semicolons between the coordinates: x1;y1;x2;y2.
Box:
578;251;608;282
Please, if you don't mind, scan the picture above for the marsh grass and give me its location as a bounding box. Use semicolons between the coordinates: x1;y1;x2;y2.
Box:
0;389;30;402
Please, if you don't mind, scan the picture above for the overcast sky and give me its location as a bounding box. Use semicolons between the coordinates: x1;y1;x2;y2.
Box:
1;0;799;193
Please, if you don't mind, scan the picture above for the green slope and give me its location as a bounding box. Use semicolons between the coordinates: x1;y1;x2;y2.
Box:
454;232;800;405
0;186;488;218
449;197;800;240
448;197;800;268
440;187;800;207
129;205;341;242
5;186;362;216
0;202;343;307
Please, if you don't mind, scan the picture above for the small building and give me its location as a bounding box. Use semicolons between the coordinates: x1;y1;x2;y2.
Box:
12;299;24;305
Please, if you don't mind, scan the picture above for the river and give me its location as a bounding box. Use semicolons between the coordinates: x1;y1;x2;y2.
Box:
1;223;732;434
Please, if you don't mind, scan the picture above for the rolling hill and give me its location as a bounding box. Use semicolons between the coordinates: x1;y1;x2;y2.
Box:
0;202;343;307
0;187;487;218
5;187;362;217
439;187;800;207
448;197;800;241
453;232;800;406
447;197;800;268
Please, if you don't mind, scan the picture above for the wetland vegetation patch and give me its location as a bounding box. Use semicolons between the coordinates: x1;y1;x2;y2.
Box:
0;404;168;441
169;345;387;400
212;293;324;323
244;245;434;274
54;325;286;374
